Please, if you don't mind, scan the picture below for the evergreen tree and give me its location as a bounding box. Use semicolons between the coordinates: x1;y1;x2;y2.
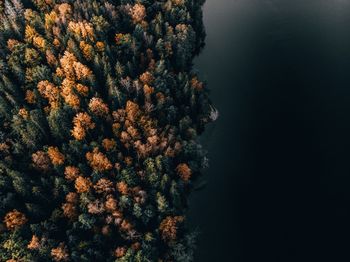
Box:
0;0;216;261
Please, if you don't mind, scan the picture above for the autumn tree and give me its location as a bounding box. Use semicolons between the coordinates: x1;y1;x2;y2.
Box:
0;0;216;261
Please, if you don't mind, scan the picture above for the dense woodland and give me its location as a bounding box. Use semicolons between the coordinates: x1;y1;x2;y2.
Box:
0;0;216;261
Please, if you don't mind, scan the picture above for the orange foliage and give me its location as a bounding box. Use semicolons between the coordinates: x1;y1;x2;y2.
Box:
131;4;146;24
87;200;105;214
62;202;77;219
51;244;69;261
139;71;154;85
53;38;60;47
86;148;113;172
159;216;184;242
73;61;93;80
46;50;58;66
33;36;46;49
125;100;140;122
32;151;51;172
66;192;78;203
75;83;89;96
58;3;72;16
131;242;141;251
61;79;80;109
120;219;132;231
27;235;40;250
68;21;94;40
0;143;10;153
127;126;140;139
64;166;80;181
88;97;109;117
75;176;92;193
25;90;36;104
105;196;118;212
143;84;154;95
191;77;203;91
94;178;115;194
172;0;185;6
79;41;93;61
45;11;58;31
114;247;126;258
7;39;20;51
18;108;29;119
176;163;192;182
117;181;128;195
4;210;28;230
95;41;105;52
71;112;95;140
37;80;60;109
124;156;133;166
59;51;93;81
25;25;37;42
47;146;65;166
101;225;111;235
102;138;116;151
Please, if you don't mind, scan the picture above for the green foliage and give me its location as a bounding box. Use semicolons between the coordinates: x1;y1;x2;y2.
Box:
0;0;215;261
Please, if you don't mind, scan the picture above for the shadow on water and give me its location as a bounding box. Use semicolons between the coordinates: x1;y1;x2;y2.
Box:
189;1;350;261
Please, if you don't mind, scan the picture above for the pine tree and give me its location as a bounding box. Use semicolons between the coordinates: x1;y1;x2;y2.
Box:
0;0;215;261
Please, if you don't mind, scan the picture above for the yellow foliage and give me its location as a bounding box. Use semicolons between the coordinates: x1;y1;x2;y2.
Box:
33;36;46;50
68;21;95;40
45;11;58;30
25;25;37;42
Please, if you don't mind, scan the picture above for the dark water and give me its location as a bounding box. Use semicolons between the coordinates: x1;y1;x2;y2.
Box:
190;1;350;261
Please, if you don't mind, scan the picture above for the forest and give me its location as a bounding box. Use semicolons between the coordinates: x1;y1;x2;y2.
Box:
0;0;215;261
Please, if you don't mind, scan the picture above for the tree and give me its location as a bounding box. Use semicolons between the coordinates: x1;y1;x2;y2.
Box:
0;0;215;261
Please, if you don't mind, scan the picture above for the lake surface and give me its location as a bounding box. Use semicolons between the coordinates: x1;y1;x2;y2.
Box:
190;1;350;261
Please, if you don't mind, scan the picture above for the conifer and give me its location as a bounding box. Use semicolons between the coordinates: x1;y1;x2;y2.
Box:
0;0;215;261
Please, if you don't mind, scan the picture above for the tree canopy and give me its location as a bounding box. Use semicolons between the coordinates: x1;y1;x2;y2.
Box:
0;0;215;261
